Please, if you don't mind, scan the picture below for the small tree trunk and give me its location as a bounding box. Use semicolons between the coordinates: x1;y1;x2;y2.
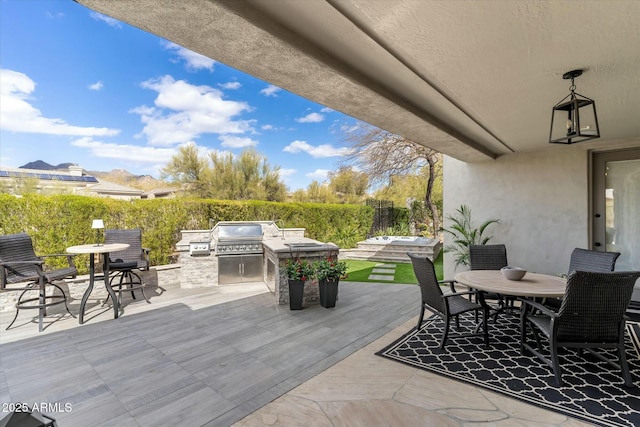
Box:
424;157;440;237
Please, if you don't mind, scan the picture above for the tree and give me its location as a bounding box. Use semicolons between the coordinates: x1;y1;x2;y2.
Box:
207;148;287;201
160;143;208;195
342;124;442;235
161;144;287;201
328;166;368;204
291;180;338;203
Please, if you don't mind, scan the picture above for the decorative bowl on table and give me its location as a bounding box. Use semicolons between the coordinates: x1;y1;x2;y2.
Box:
500;266;527;281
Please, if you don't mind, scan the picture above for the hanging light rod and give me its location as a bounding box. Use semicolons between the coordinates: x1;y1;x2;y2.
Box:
549;69;600;144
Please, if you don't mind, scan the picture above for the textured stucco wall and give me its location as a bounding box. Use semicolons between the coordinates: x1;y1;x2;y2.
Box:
443;149;589;278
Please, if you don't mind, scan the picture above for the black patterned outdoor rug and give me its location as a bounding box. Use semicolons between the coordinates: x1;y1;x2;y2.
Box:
376;313;640;427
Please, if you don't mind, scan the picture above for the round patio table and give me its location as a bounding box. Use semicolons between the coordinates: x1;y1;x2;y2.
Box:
67;243;129;324
454;270;566;298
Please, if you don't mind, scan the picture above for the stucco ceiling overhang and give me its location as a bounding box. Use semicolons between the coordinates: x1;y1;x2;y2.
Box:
75;0;640;163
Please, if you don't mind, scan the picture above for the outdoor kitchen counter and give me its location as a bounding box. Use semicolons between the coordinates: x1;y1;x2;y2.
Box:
261;236;339;306
176;226;339;306
262;236;339;254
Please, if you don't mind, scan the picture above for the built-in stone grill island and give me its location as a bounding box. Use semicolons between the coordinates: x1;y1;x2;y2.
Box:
175;221;339;307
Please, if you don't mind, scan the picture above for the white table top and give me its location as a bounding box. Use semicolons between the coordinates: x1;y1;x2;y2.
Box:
66;243;129;254
454;270;566;298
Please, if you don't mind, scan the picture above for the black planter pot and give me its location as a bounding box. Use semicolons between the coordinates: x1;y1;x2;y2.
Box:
319;278;339;308
288;279;304;310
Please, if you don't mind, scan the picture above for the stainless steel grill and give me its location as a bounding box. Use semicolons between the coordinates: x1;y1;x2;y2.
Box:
214;222;264;255
214;222;265;285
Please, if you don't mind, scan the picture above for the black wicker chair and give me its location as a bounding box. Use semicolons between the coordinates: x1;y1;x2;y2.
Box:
521;270;640;387
408;252;489;349
545;248;621;309
468;244;514;319
104;229;150;305
0;233;77;332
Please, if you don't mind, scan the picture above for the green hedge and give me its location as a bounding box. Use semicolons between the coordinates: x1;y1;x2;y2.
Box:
0;194;373;274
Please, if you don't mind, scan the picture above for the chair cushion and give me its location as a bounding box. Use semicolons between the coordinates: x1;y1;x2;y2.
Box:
110;260;139;270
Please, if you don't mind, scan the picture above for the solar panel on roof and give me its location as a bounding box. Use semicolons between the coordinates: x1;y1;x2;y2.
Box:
0;170;99;183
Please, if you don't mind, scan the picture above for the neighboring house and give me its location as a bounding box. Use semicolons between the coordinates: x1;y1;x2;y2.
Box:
72;1;640;282
76;179;144;200
142;187;180;199
0;165;144;200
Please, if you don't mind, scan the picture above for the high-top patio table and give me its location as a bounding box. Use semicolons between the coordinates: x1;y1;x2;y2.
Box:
66;243;129;324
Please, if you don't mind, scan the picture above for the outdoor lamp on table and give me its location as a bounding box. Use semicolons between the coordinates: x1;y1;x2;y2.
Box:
92;219;104;246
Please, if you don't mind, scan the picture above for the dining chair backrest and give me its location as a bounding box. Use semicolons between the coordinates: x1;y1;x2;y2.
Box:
407;252;446;315
469;244;508;270
104;228;148;269
0;233;41;285
557;270;640;342
567;248;620;276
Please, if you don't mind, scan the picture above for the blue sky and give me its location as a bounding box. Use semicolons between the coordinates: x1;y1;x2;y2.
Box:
0;0;360;191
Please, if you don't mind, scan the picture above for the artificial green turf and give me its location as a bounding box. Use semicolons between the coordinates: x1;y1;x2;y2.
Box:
342;251;443;284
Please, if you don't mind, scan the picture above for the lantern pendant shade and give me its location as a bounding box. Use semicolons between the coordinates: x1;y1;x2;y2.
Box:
549;70;600;144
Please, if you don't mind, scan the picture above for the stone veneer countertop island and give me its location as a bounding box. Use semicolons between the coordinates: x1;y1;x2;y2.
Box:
176;222;339;307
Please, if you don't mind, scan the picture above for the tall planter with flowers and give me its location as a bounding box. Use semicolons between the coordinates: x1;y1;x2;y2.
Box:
314;255;347;308
285;258;314;310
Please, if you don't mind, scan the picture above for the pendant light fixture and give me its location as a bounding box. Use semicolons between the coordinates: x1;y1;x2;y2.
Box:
549;69;600;144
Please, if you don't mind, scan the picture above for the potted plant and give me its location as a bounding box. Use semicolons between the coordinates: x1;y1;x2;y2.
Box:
284;257;314;310
441;204;500;269
314;255;347;308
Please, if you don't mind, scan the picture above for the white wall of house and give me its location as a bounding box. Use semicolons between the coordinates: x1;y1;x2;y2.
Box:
443;148;590;277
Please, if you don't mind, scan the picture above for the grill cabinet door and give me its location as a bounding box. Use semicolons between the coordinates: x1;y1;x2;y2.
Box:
218;255;243;285
241;254;263;282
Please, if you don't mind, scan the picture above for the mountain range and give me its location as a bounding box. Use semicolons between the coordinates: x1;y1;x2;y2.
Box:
20;160;165;190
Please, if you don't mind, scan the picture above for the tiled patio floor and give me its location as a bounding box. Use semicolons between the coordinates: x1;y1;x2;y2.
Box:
0;276;591;427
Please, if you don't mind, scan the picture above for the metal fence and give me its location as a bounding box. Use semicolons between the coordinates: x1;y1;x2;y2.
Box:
366;199;394;236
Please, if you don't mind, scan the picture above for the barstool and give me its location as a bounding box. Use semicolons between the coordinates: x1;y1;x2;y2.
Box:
108;259;149;305
103;228;151;307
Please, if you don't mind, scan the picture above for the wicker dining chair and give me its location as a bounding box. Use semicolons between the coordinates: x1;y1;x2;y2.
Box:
521;270;640;387
545;248;621;309
408;252;489;349
468;244;514;319
0;233;77;332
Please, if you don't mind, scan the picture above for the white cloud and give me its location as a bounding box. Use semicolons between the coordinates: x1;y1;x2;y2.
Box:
219;135;258;148
89;12;122;29
261;124;285;131
320;107;334;113
0;69;120;137
71;137;176;164
340;123;361;133
219;81;241;90
283;140;351;158
306;169;330;181
132;75;252;146
88;81;103;91
163;41;215;71
46;12;65;20
260;85;280;97
279;168;297;177
295;112;324;123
